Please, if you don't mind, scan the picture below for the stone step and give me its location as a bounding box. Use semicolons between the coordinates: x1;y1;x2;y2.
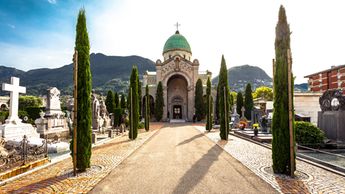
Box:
170;119;186;123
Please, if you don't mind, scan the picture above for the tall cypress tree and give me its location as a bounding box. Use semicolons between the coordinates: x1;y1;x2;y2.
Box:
105;91;114;114
145;85;150;131
215;85;220;124
129;66;139;140
236;92;243;115
195;79;204;121
155;81;164;121
244;83;254;120
218;55;230;140
272;5;295;175
73;9;92;171
206;77;213;131
114;92;119;108
120;94;126;109
138;81;142;118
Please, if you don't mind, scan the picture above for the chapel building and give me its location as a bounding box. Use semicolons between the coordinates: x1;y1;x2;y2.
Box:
143;30;211;121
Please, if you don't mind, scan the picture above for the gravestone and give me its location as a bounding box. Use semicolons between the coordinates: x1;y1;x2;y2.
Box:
35;87;69;139
318;89;345;143
92;92;100;130
0;77;40;140
230;104;240;128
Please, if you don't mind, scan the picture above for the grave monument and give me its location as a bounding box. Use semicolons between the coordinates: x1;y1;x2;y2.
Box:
35;87;69;139
0;77;40;141
318;89;345;143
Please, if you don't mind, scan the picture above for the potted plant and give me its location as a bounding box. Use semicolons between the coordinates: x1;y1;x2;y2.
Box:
253;123;259;136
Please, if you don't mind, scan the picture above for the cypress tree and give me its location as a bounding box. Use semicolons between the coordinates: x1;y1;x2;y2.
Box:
206;77;213;131
272;5;295;175
218;55;230;140
114;92;119;108
244;83;254;120
195;78;204;121
155;81;164;121
138;81;142;118
73;9;92;171
145;85;150;131
215;85;220;124
228;91;234;111
120;94;126;109
236;92;243;115
105;90;114;114
129;66;139;140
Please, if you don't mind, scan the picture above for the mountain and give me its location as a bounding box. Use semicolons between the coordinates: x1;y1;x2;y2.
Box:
212;65;272;91
0;53;155;96
294;83;308;92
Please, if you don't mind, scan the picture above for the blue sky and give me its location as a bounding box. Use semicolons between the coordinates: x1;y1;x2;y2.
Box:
1;0;345;84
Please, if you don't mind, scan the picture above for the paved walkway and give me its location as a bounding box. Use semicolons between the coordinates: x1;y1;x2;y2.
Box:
91;125;277;194
195;126;345;194
0;123;164;193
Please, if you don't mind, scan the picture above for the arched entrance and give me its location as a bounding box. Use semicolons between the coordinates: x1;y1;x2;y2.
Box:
167;74;188;120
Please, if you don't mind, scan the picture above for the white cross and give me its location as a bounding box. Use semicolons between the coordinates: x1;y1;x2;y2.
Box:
2;77;26;124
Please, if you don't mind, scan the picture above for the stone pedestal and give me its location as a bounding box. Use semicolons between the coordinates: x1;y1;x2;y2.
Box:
318;111;345;143
0;122;40;141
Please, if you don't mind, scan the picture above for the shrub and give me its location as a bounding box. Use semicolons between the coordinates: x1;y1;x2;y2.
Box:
138;122;144;129
295;121;325;146
113;108;122;127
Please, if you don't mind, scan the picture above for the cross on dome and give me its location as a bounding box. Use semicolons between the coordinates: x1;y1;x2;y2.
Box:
174;22;181;32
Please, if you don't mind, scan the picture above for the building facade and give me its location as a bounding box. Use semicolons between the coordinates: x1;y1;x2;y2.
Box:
143;30;211;121
305;65;345;94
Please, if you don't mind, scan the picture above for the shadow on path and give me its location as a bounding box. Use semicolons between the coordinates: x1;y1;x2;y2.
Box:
177;134;204;146
172;144;222;194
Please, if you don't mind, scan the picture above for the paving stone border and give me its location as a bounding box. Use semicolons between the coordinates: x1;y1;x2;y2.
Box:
0;123;164;194
194;126;345;194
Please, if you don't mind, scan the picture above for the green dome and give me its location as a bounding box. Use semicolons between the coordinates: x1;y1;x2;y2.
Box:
163;31;192;54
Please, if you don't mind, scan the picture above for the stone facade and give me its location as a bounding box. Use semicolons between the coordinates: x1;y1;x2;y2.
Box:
142;31;212;121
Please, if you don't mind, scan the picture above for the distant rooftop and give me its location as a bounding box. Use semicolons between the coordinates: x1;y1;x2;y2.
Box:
304;64;345;78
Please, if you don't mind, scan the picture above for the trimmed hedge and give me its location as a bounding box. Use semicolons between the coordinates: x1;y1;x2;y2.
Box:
295;121;325;146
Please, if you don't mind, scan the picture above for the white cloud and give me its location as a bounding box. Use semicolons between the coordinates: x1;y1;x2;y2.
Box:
3;0;345;84
47;0;57;4
7;24;15;29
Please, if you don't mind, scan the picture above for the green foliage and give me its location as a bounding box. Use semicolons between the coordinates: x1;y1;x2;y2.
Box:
272;5;295;175
244;83;254;120
138;122;145;129
114;92;119;108
215;85;220;123
25;107;45;123
195;79;204;121
19;96;42;110
228;91;234;111
253;86;273;101
105;90;115;114
0;111;9;123
72;9;92;172
218;55;230;140
155;81;164;121
113;108;122;127
236;92;243;114
129;66;139;140
138;81;142;118
206;77;213;131
295;121;325;146
145;85;150;131
120;94;126;109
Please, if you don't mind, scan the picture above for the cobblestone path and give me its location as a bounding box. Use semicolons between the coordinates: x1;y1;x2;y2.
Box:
195;126;345;194
0;123;164;194
91;124;277;194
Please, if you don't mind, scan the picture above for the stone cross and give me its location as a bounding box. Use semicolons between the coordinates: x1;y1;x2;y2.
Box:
2;77;26;124
241;106;245;118
175;22;181;31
